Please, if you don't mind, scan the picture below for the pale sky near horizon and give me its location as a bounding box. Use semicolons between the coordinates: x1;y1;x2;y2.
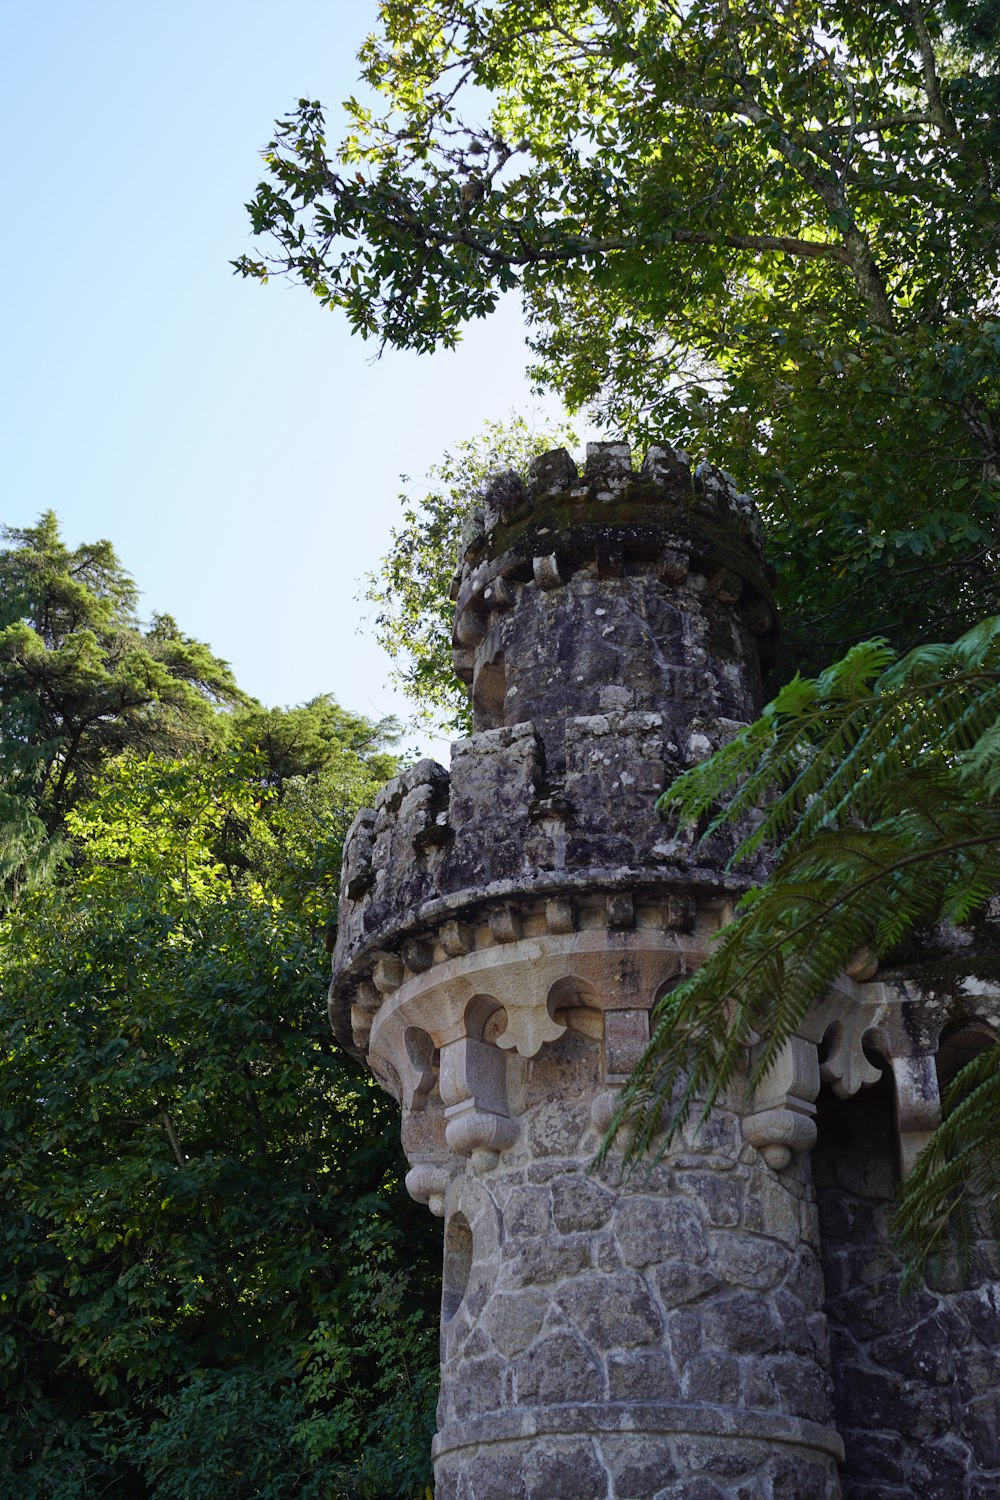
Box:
1;2;576;761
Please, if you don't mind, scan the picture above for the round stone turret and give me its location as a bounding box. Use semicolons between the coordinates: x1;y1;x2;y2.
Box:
330;443;777;1055
452;441;776;761
329;443;847;1499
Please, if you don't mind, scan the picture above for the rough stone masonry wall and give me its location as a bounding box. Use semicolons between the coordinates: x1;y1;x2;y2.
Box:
433;1075;843;1500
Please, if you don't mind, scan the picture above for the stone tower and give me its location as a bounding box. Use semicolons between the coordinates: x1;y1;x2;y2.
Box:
328;442;1000;1498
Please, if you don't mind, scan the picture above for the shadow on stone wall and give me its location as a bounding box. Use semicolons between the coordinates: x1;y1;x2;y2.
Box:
814;1066;1000;1499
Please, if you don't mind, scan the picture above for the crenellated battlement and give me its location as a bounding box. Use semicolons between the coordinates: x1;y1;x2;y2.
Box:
449;441;776;753
329;707;763;1055
456;441;767;573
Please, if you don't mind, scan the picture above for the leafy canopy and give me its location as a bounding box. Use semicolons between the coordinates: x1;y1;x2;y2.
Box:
240;0;1000;669
364;412;577;730
0;655;437;1496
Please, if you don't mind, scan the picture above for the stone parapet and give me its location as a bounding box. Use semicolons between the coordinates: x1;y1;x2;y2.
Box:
329;711;764;1056
450;442;776;758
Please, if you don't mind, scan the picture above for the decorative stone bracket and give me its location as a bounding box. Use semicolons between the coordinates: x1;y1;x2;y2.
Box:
742;974;947;1178
365;929;708;1206
373;926;961;1196
440;1032;519;1169
743;1034;821;1171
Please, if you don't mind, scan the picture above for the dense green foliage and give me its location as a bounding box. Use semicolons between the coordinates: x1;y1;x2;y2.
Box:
364;412;576;729
0;527;438;1497
606;615;1000;1279
240;0;1000;675
0;513;244;897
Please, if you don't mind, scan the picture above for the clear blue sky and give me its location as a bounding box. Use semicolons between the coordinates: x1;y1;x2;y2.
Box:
1;2;571;757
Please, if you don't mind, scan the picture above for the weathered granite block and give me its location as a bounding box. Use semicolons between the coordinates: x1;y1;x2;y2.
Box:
447;724;540;888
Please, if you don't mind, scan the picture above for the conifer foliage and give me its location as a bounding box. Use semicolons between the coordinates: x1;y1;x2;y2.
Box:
0;513;244;897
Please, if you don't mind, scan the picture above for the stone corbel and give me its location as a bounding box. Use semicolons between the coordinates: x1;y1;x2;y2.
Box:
743;977;887;1169
743;1035;820;1170
592;1007;651;1135
404;1161;451;1217
889;1053;941;1180
439;1033;518;1170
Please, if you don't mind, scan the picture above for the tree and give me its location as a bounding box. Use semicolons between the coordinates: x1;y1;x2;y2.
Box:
0;715;438;1498
231;696;399;790
363;412;577;730
238;0;1000;674
0;513;243;857
220;697;400;926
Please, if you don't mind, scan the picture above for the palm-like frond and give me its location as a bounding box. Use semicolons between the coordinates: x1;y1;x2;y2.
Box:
610;617;1000;1274
659;618;1000;864
893;1044;1000;1288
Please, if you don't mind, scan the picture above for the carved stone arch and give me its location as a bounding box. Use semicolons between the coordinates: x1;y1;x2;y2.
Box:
936;1016;997;1091
464;990;507;1043
650;951;687;1009
403;1024;438;1112
522;973;604;1110
546;974;602;1038
369;1053;402;1103
439;1171;503;1362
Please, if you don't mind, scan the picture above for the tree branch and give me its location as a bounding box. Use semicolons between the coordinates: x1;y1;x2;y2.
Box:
908;1;960;139
718;0;895;327
373;198;848;267
161;1110;186;1168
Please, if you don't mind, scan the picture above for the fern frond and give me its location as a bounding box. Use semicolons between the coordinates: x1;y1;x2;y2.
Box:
659;617;1000;873
894;1046;1000;1288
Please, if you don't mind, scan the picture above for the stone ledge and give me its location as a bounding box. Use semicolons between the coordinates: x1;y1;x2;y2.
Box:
336;865;721;971
334;712;743;976
431;1400;845;1462
329;872;742;1055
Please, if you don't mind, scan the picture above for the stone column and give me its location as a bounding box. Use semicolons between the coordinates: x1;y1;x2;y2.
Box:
330;443;844;1499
